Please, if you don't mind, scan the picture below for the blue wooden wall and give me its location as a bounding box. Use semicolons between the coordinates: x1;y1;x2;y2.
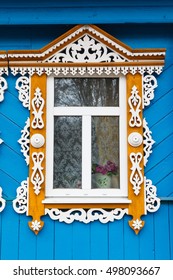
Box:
0;2;173;260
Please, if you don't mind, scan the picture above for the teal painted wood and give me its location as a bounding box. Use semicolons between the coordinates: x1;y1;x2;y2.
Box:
18;215;37;260
154;203;171;259
54;222;73;260
169;203;173;259
1;1;173;24
90;222;108;260
139;214;155;260
1;203;19;260
72;222;90;260
36;216;55;260
108;219;124;259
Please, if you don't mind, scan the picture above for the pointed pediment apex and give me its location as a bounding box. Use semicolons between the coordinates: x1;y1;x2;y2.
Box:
8;25;166;76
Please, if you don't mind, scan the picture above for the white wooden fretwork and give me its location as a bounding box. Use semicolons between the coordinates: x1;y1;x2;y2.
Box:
45;208;128;224
18;118;30;166
0;187;6;212
128;85;142;127
130;152;143;195
31;87;45;129
143;118;155;166
143;74;157;108
16;76;30;109
11;66;164;77
12;178;28;214
145;177;160;213
0;77;7;102
46;34;127;63
31;152;44;195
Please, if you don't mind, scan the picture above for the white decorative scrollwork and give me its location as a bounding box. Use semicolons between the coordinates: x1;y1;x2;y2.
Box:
18;118;30;165
10;66;164;77
30;133;45;148
0;187;6;212
0;77;7;102
31;152;44;195
16;76;30;109
143;118;155;166
46;35;126;63
130;152;143;195
45;208;128;224
145;178;160;213
0;138;3;145
128;86;142;127
31;87;45;129
13;178;28;214
143;75;157;108
128;132;143;147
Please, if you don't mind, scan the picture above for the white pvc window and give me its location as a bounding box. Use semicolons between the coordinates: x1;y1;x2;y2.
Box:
45;75;128;203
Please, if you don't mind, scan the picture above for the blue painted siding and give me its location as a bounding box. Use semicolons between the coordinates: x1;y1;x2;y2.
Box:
0;8;173;260
1;1;173;24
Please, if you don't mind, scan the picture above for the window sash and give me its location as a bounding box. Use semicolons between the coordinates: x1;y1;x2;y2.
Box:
45;75;127;201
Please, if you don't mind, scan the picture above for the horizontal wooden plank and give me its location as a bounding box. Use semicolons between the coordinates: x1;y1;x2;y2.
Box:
0;7;173;24
1;0;173;8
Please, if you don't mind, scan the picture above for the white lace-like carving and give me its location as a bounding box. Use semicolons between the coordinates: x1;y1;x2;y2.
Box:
31;87;45;129
10;66;164;77
128;86;142;127
145;178;160;213
31;152;44;195
16;76;30;109
0;187;6;212
143;75;157;108
143;118;155;166
0;77;7;102
18;118;30;165
13;178;28;214
45;208;128;223
130;152;143;195
46;35;126;63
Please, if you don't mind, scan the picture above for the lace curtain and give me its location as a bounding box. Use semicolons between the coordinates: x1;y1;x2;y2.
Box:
54;78;119;189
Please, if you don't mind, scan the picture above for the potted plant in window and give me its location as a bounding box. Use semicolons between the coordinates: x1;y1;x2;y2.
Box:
92;161;118;188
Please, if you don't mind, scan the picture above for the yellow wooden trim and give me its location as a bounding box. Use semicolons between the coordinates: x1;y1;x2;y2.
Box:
28;73;47;234
44;203;130;209
126;73;145;234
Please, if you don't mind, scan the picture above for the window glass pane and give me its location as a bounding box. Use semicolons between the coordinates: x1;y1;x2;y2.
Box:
53;116;82;189
54;78;119;107
92;116;120;189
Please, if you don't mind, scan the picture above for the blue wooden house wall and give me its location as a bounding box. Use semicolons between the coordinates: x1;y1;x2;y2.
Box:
0;1;173;260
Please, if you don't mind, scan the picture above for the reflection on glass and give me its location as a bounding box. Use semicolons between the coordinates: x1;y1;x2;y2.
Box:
54;78;119;107
53;116;82;189
92;116;120;189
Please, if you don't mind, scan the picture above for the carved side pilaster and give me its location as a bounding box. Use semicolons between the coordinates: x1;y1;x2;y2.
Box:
28;74;46;234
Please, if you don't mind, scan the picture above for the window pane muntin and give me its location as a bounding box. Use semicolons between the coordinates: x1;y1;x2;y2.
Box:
45;75;127;199
54;78;119;107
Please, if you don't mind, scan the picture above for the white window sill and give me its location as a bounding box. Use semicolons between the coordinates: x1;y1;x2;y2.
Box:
42;197;132;204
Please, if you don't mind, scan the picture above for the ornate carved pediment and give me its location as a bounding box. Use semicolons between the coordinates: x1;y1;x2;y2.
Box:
8;25;165;76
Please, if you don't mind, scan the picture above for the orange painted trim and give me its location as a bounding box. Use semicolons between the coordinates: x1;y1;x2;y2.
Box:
9;61;165;68
44;203;130;209
126;73;145;234
28;74;47;234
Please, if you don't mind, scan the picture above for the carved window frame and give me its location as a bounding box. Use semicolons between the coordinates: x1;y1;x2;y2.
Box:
10;25;165;234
